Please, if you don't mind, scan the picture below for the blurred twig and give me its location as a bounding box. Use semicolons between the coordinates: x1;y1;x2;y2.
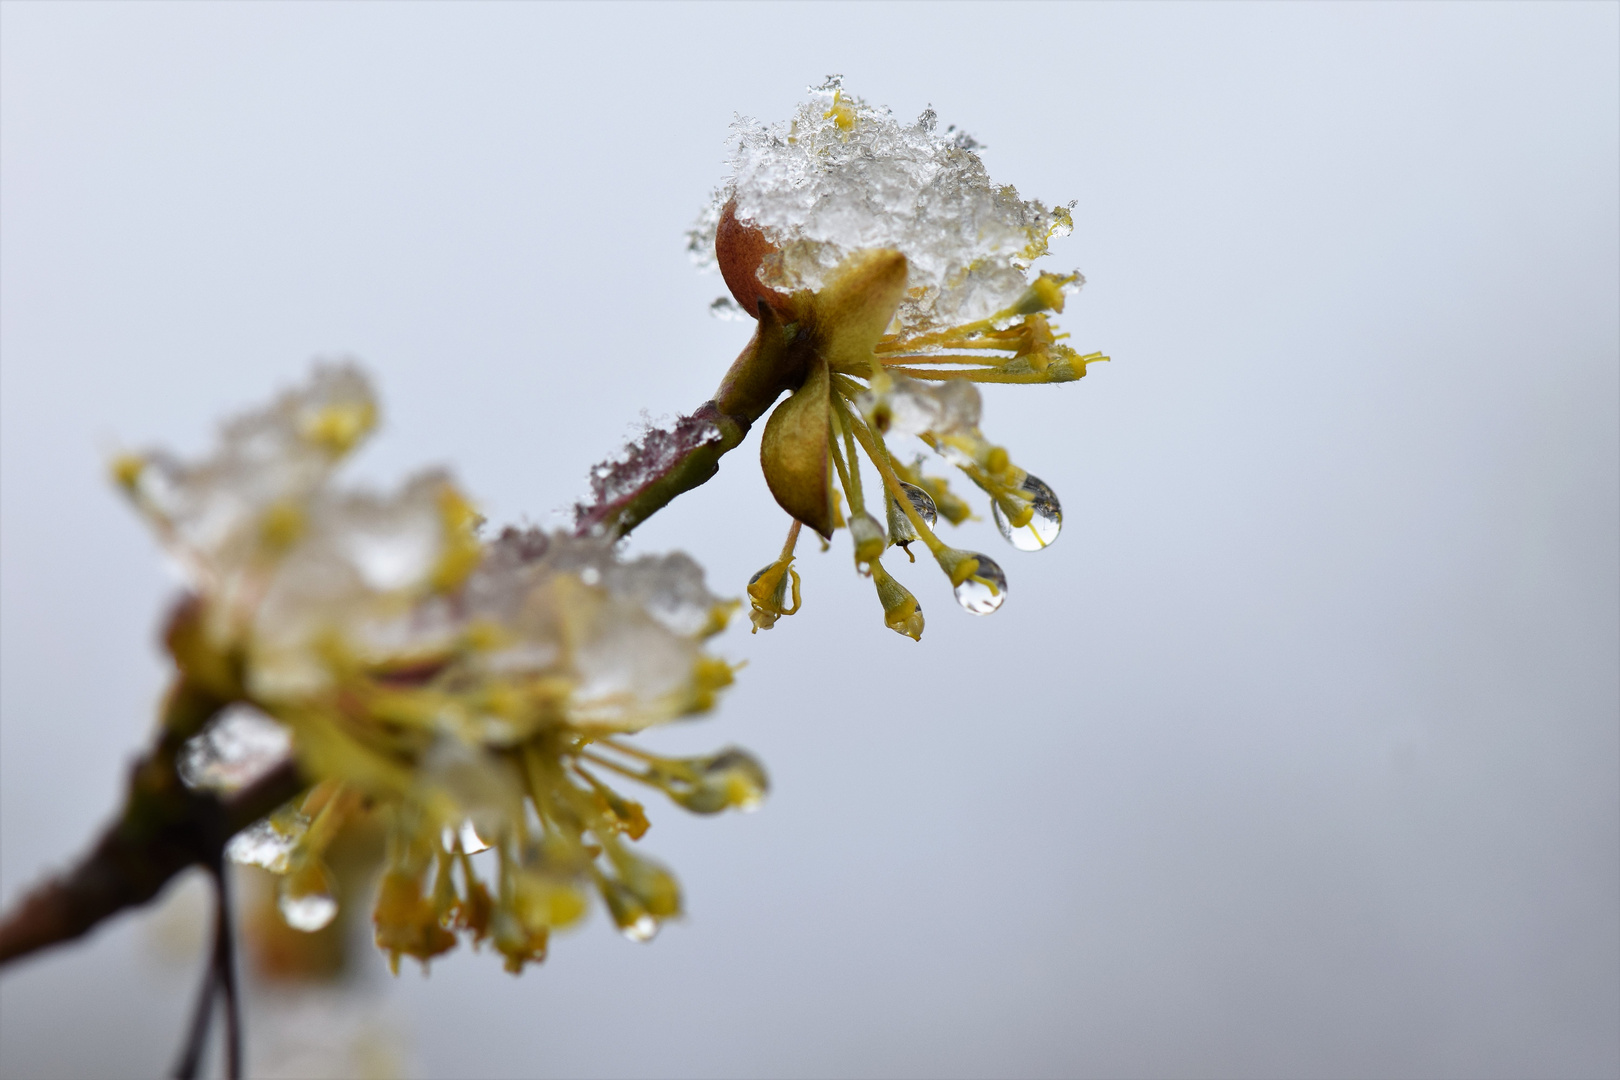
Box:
0;743;302;968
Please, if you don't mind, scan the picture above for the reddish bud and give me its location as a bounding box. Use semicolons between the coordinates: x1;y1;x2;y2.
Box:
715;199;791;320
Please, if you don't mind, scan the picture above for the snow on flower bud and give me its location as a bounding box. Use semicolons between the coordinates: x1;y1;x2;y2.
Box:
690;79;1107;627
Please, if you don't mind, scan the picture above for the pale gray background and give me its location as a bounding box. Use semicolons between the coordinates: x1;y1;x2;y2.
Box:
2;3;1616;1078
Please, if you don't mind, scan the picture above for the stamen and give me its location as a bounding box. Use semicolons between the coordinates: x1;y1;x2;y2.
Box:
779;519;802;561
837;399;950;559
885;365;1080;385
826;412;860;514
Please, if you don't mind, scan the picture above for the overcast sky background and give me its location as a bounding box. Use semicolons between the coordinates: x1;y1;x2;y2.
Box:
2;3;1616;1078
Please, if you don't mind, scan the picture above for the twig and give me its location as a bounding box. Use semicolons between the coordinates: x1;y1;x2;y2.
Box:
572;306;811;540
213;859;243;1080
0;753;303;969
171;905;219;1080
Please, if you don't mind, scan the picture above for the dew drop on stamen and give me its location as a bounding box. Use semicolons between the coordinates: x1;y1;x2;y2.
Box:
888;482;938;550
991;474;1061;551
953;553;1008;615
621;914;659;942
899;482;938;527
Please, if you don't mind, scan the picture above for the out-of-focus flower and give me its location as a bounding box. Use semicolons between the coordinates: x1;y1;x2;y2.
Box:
690;78;1108;638
117;364;763;973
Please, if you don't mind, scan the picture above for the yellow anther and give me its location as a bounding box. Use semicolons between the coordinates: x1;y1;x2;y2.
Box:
1030;275;1067;314
684;656;737;714
259;500;306;553
823;90;857;132
111;453;144;492
870;561;924;641
301;401;376;456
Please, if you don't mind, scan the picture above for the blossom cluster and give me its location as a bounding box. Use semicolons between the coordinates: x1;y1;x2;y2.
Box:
118;365;759;971
691;78;1107;638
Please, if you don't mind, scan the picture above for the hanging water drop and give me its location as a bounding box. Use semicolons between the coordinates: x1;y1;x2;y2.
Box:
620;913;659;942
887;482;938;556
991;474;1062;551
952;552;1008;614
277;860;339;932
279;891;339;932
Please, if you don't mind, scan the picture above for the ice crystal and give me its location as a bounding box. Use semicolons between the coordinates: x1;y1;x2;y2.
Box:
178;705;292;793
691;76;1079;334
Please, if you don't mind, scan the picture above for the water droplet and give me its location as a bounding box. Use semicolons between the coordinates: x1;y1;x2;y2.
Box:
579;566;601;586
620;913;659;942
953;553;1008;615
675;748;770;813
991;474;1061;551
277;859;339;931
279;891;338;932
887;482;937;553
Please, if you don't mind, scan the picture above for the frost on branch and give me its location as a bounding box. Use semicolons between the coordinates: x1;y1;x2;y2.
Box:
689;75;1082;334
572;410;726;537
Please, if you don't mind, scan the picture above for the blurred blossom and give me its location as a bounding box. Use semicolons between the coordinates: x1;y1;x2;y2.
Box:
116;364;766;973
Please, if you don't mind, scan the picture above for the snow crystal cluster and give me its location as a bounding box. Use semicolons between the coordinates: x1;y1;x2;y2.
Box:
690;77;1079;334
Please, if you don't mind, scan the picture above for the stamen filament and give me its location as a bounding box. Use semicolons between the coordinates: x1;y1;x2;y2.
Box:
840;414;865;509
886;366;1077;384
836;397;950;558
578;749;653;787
592;737;663;764
826;413;861;516
779;519;802;561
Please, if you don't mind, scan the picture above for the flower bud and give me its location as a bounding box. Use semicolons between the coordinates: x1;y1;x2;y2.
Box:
714;199;793;321
870;562;925;641
746;556;802;633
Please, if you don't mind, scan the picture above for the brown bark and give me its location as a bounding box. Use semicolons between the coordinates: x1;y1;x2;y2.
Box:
0;754;302;968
